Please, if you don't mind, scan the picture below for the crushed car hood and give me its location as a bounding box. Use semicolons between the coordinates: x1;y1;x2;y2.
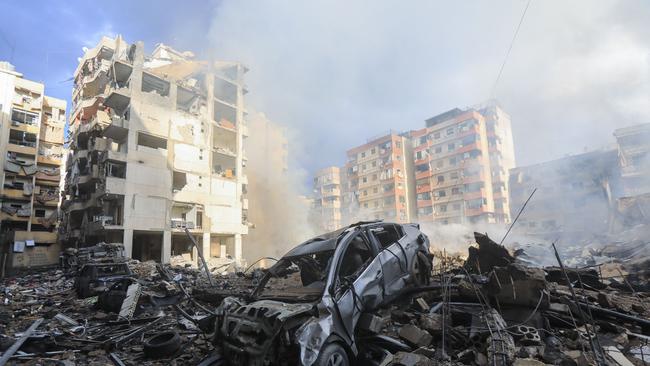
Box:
236;300;314;321
220;299;316;364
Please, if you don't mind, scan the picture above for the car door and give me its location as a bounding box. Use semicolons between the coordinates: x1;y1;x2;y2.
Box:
327;231;383;341
368;224;410;300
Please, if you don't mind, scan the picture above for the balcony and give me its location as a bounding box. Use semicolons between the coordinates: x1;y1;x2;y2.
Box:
463;189;486;201
78;108;127;142
79;59;111;98
413;158;429;166
171;219;196;231
103;85;131;114
106;150;127;162
34;192;60;207
416;184;431;194
462;171;487;184
465;207;489;217
37;155;62;166
7;142;37;156
415;170;432;180
12;95;42;112
85;220;114;233
114;59;133;83
10;109;40;133
2;188;27;199
457;142;480;155
433;210;459;220
0;212;29;221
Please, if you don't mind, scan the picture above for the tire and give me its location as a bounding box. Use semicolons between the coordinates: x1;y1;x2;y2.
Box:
314;342;349;366
411;251;432;286
143;331;181;358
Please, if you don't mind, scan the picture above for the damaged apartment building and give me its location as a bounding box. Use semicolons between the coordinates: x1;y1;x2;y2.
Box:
318;101;515;228
0;62;66;272
509;123;650;239
312;166;342;231
341;132;416;223
410;102;516;225
62;36;249;265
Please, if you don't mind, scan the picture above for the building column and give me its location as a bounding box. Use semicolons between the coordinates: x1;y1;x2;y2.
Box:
202;232;211;259
123;229;133;258
220;240;227;259
162;230;171;264
234;233;243;266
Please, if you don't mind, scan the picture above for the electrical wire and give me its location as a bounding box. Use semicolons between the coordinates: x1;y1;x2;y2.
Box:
490;0;533;98
242;256;278;274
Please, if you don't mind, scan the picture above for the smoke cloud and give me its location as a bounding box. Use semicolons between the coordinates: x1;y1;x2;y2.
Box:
242;112;319;262
205;0;650;173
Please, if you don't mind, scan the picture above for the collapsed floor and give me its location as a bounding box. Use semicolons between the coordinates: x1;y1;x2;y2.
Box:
1;230;649;365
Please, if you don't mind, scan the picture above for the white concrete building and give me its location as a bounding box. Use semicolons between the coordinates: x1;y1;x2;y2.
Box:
62;36;249;265
0;62;66;271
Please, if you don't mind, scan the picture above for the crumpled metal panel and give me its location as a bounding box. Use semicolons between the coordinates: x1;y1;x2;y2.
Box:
220;298;314;365
296;316;333;365
237;300;313;322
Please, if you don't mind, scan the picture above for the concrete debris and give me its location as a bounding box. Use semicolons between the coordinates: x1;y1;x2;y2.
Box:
358;312;388;334
399;324;434;348
388;351;436;366
0;226;648;365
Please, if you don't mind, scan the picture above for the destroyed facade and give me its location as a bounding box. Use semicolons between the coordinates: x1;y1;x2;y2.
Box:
0;62;66;272
614;123;650;197
62;36;249;265
509;149;618;238
510;123;650;239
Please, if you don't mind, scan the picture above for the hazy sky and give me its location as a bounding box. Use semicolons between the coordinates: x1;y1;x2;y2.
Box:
2;0;648;188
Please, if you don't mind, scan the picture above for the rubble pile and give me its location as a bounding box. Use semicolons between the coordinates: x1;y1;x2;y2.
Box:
0;226;648;365
0;261;252;365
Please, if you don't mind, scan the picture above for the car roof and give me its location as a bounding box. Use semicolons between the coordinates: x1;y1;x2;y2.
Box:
283;228;346;258
282;221;402;258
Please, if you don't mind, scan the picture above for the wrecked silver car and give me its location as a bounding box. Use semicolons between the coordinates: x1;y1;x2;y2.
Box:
215;221;432;365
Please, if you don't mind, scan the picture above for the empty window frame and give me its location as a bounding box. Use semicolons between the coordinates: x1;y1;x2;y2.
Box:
141;73;170;96
11;109;39;125
106;161;127;178
137;132;167;150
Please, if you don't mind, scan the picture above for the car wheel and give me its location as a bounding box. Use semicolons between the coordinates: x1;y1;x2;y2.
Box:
314;342;349;366
143;331;181;358
411;251;431;286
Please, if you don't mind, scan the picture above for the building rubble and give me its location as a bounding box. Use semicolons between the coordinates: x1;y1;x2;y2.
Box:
1;227;648;365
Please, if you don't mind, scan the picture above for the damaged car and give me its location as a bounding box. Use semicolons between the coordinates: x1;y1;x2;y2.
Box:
74;261;134;298
214;221;433;365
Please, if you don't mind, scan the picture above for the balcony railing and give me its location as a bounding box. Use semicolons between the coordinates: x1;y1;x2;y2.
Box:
9;139;37;148
171;219;195;229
